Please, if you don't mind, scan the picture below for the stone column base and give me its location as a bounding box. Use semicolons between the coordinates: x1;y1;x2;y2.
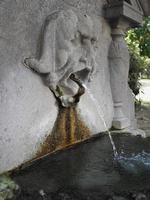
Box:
111;128;146;138
112;117;130;130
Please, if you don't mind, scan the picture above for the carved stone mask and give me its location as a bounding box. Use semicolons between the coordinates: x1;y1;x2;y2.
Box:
23;9;98;104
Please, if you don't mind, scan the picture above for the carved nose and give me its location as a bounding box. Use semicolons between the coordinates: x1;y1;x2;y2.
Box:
79;57;87;63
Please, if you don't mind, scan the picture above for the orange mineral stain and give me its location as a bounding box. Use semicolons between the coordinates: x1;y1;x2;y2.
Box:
37;105;91;157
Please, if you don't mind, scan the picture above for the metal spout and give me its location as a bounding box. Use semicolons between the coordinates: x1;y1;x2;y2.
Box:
70;73;85;104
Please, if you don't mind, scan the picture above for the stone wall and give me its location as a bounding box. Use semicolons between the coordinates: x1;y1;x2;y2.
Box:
0;0;134;173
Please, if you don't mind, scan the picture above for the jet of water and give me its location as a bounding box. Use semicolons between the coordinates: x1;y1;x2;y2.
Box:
83;84;118;157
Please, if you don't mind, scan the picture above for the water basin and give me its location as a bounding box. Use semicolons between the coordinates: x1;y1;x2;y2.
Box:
11;133;150;199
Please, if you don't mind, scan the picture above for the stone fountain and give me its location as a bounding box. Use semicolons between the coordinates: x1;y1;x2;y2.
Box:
0;0;150;199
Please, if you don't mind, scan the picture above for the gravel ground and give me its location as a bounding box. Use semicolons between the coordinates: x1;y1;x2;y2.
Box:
136;79;150;136
136;102;150;136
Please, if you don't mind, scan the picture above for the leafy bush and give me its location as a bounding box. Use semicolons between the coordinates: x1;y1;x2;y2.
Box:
128;53;143;95
125;17;150;96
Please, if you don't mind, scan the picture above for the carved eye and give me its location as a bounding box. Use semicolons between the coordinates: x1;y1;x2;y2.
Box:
81;38;86;44
81;36;89;45
91;38;96;44
75;32;80;39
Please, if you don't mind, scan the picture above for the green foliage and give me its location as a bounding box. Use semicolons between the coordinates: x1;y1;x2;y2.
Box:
125;17;150;95
128;53;143;95
134;17;150;57
126;16;150;57
0;174;19;200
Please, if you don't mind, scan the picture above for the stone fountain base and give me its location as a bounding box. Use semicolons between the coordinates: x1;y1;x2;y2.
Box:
11;133;150;200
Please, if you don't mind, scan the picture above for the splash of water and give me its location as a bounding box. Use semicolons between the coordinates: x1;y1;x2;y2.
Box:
115;151;150;174
83;84;118;157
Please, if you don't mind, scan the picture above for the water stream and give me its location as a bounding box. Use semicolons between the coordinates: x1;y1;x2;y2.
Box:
84;84;150;174
83;84;118;157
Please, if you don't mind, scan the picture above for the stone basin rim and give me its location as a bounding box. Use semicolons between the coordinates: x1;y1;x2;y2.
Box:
9;131;149;176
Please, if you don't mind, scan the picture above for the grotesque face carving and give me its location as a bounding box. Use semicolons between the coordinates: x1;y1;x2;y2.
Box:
24;10;98;105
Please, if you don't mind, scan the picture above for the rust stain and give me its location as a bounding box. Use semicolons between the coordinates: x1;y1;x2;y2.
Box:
36;105;91;158
70;107;76;143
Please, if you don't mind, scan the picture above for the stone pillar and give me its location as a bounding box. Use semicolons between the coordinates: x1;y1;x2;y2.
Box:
109;26;130;129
